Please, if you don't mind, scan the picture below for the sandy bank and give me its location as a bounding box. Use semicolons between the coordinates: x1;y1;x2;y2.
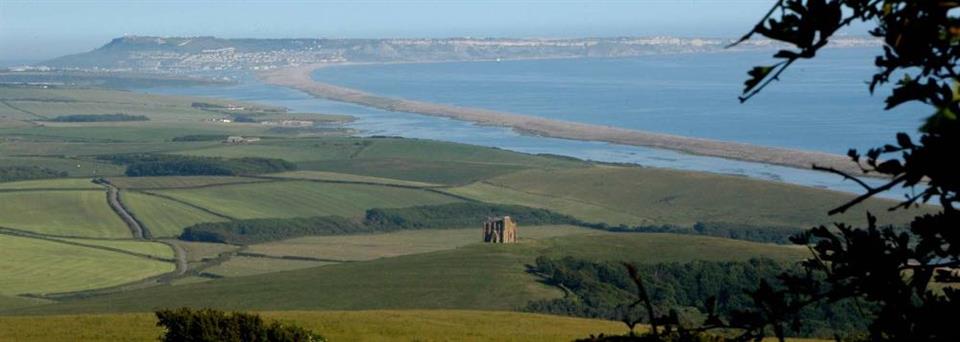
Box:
259;64;861;175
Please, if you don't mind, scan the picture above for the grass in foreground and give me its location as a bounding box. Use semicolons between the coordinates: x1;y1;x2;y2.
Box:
0;190;129;238
0;310;628;341
0;234;174;296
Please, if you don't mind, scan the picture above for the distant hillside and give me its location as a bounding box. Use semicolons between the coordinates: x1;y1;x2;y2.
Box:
40;35;879;73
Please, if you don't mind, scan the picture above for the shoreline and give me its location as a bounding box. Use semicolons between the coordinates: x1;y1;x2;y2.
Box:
258;63;863;175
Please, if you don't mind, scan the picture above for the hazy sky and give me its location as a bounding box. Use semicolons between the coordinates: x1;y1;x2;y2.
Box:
2;1;782;61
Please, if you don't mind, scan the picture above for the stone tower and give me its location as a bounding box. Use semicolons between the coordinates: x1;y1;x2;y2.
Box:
483;216;517;243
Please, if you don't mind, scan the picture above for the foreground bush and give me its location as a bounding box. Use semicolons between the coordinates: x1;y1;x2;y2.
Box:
155;307;324;342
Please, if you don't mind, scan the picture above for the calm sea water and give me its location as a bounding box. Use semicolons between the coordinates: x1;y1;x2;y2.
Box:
312;48;925;155
146;73;911;200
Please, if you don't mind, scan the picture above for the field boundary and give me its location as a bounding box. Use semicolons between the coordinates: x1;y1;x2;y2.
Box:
0;226;174;263
135;190;237;221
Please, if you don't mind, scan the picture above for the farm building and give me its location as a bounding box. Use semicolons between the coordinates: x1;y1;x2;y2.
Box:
482;216;517;243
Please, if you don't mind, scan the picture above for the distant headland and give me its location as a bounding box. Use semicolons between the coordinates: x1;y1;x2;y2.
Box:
33;35;879;73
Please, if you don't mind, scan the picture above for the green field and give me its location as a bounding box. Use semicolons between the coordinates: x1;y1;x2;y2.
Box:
164;240;239;263
0;234;174;296
152;180;462;219
0;190;129;238
7;231;805;314
50;238;175;259
0;157;125;177
204;256;333;278
0;178;101;190
121;191;228;237
266;170;441;188
0;310;628;342
106;176;265;189
246;225;593;261
447;165;922;228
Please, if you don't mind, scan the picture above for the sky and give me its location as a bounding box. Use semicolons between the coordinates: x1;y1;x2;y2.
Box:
2;1;785;61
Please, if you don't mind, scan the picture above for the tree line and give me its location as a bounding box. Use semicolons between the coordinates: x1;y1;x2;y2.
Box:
96;154;296;177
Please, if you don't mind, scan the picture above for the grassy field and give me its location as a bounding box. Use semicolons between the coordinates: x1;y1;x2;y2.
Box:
0;234;174;296
0;190;129;238
152;180;462;219
106;176;266;189
164;240;239;263
121;191;228;237
8;231;805;314
0;157;125;177
0;178;101;190
246;225;593;261
204;256;333;278
50;238;175;259
302;158;534;185
0;310;629;341
448;165;923;228
266;170;441;188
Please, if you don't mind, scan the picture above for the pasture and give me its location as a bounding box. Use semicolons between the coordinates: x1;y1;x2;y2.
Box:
204;256;333;278
50;238;175;259
121;192;228;237
266;170;441;188
106;176;265;189
0;190;129;238
7;231;806;314
450;165;922;228
0;234;174;296
0;157;124;177
246;225;592;261
151;180;462;219
0;178;101;190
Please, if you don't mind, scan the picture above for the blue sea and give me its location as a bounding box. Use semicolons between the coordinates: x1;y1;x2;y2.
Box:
146;48;925;199
312;48;925;155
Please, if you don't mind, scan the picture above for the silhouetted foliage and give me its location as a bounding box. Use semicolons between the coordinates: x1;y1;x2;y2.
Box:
0;166;68;182
592;1;960;341
155;307;324;342
96;154;295;176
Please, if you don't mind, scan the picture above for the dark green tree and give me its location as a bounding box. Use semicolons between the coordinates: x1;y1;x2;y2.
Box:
724;1;959;340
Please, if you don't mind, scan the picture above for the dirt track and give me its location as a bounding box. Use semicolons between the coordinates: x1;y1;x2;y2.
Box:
260;64;862;175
